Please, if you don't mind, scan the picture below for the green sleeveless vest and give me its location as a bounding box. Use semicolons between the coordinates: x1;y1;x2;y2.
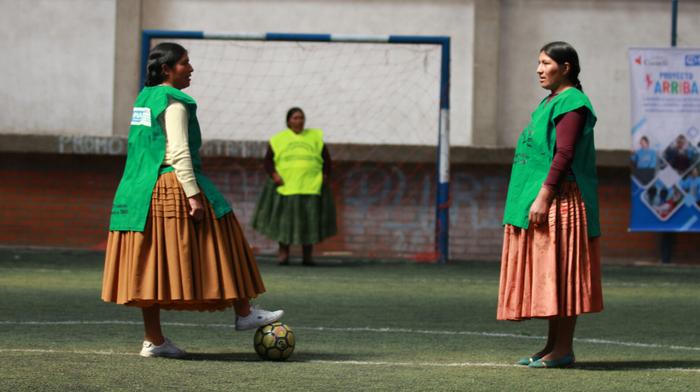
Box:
270;128;324;196
503;87;600;237
109;85;232;231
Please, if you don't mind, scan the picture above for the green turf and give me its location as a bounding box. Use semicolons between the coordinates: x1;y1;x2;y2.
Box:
0;248;698;391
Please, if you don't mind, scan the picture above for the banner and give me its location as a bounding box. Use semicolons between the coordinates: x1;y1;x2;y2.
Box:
629;48;700;231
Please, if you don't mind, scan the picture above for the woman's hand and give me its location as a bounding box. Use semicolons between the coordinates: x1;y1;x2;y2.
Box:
188;194;204;222
271;172;284;186
528;186;555;227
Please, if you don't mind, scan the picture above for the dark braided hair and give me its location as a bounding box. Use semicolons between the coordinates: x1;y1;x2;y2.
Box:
540;41;583;91
144;42;187;87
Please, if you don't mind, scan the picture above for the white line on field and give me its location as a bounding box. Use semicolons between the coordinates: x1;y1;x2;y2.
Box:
0;348;135;356
1;348;698;373
0;348;508;368
308;360;517;368
307;360;700;373
1;320;699;352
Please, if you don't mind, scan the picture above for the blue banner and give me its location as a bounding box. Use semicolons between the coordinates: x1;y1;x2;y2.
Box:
629;48;700;232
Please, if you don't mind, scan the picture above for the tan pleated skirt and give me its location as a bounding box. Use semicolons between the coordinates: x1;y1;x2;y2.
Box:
102;172;266;311
497;181;603;321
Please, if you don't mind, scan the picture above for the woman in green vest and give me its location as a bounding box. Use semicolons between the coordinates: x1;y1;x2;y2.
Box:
497;42;604;368
252;107;337;266
102;43;283;358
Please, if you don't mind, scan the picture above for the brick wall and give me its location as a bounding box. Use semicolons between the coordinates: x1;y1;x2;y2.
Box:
1;152;698;264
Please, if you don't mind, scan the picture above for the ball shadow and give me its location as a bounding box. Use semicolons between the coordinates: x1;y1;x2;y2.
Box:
183;351;366;363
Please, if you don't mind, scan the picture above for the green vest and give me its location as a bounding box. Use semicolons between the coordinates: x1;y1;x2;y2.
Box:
109;85;232;231
270;128;324;196
503;88;600;237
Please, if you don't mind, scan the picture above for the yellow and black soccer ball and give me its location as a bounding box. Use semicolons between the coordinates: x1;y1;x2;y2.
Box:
254;322;295;361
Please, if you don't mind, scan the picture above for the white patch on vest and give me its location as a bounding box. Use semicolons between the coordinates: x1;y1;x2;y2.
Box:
130;107;152;127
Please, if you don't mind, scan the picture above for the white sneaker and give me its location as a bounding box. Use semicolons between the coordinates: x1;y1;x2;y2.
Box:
235;305;284;331
139;337;186;358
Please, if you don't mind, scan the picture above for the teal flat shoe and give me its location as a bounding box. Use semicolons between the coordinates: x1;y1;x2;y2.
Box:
516;355;543;366
528;353;575;369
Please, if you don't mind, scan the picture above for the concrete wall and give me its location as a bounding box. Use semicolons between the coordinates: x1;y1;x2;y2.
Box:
0;0;117;136
497;0;700;149
3;0;699;150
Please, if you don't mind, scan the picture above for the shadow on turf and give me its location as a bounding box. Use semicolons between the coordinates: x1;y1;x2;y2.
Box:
256;255;411;268
183;352;362;363
575;360;700;371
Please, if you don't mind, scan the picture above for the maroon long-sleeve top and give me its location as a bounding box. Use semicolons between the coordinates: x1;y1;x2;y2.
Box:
543;93;588;188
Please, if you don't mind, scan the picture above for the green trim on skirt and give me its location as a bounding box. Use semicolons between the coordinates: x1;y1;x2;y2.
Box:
252;179;337;245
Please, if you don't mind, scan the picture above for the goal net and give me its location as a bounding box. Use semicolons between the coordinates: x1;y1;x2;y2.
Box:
145;31;450;262
150;38;441;145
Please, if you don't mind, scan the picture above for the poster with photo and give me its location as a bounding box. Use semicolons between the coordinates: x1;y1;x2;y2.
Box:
629;48;700;231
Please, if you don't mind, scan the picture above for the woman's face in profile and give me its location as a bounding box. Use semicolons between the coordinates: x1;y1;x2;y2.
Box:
536;52;569;91
288;111;305;131
163;53;193;90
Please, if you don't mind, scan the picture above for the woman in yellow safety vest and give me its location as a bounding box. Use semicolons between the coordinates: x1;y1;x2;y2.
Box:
252;107;337;266
102;42;283;358
497;42;603;369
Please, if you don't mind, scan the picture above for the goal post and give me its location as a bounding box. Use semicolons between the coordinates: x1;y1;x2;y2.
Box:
140;29;451;263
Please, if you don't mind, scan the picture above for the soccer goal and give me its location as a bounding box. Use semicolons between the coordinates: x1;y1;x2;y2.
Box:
141;30;451;263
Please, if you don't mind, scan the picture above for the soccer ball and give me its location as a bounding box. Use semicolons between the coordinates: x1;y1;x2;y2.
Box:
254;322;295;361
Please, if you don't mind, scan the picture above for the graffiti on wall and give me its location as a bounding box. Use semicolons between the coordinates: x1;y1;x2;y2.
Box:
216;160;506;257
55;137;268;158
450;173;506;230
58;136;126;155
341;165;435;253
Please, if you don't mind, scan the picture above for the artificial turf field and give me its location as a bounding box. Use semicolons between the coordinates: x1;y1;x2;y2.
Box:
0;248;698;391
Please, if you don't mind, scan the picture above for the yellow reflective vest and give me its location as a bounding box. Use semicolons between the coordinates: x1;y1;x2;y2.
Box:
270;128;324;195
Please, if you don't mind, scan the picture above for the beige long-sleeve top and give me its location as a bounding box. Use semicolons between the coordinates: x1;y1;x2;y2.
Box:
160;99;201;197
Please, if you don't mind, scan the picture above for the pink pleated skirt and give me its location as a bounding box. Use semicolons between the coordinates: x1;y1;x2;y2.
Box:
102;172;266;311
497;181;603;320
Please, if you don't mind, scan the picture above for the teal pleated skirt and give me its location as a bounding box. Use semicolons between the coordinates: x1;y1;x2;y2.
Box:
252;179;337;245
